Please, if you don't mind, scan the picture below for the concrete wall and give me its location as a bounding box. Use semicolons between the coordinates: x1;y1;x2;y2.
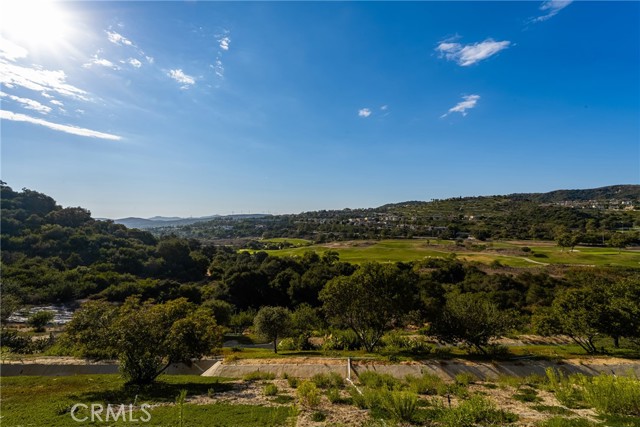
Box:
3;357;638;380
207;358;640;380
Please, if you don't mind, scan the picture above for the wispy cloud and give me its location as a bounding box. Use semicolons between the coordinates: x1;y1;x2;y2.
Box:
0;36;28;61
380;105;388;111
358;108;372;118
50;99;64;107
106;31;134;47
212;59;224;78
128;58;142;68
436;38;510;66
0;91;52;114
531;0;573;23
168;69;195;88
0;110;121;140
0;61;89;100
218;36;230;51
441;94;480;118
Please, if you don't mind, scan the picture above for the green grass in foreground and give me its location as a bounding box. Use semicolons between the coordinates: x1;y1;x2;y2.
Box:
0;374;293;427
256;239;640;268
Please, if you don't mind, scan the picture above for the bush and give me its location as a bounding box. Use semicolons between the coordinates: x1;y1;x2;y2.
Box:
382;331;432;354
513;387;541;403
545;368;585;408
0;330;54;354
326;387;348;404
579;374;640;416
311;372;343;389
264;383;278;396
406;373;446;395
297;381;321;408
277;337;296;351
537;418;596;427
385;391;418;422
362;387;390;410
28;310;55;332
455;372;477;387
322;329;360;351
285;375;299;389
310;411;326;422
349;386;365;408
243;371;276;381
358;371;402;390
440;395;518;427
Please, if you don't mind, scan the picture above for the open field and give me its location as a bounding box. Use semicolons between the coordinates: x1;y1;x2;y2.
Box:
2;370;639;427
254;239;640;268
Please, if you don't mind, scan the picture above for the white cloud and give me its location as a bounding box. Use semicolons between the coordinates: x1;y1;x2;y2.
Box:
436;38;510;66
83;56;119;69
358;108;372;118
218;36;230;51
0;61;89;100
50;99;64;107
0;110;121;140
441;94;480;118
0;91;52;114
0;36;28;61
106;31;134;46
146;56;154;64
168;69;195;88
128;58;142;68
532;0;573;22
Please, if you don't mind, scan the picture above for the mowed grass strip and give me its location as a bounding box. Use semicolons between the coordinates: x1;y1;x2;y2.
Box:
1;374;292;427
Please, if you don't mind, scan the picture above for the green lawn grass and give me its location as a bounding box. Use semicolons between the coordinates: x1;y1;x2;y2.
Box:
262;237;312;247
255;239;640;268
0;374;293;427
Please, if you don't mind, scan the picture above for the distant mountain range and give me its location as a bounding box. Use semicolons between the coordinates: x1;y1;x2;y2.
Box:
109;185;638;231
112;214;271;229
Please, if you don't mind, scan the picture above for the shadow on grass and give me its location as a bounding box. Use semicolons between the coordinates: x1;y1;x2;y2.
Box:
74;379;232;404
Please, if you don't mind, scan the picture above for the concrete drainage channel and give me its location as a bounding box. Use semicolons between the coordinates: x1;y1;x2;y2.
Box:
2;357;640;379
204;357;640;380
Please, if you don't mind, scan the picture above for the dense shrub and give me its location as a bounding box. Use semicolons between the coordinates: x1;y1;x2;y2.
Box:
263;383;278;396
440;395;518;427
311;372;344;389
385;391;418;422
322;329;361;351
243;371;276;381
579;374;640;415
358;371;402;390
297;381;321;408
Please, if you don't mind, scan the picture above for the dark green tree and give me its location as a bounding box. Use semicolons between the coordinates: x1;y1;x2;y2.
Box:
28;310;55;332
320;262;419;352
253;306;292;353
430;292;513;354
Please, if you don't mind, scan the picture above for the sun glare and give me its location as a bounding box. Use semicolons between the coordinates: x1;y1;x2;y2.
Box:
1;0;73;50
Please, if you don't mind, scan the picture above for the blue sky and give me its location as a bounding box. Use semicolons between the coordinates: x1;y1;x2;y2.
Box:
1;1;638;218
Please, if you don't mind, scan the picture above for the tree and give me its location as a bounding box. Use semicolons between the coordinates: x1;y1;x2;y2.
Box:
430;292;513;354
28;310;55;332
65;297;222;384
533;287;602;354
320;262;419;352
608;233;628;254
0;293;21;323
63;300;118;358
253;306;292;353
